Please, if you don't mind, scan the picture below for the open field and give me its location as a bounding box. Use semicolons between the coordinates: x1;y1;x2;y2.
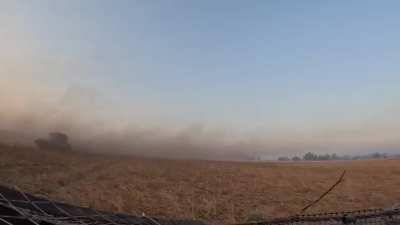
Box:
1;145;400;224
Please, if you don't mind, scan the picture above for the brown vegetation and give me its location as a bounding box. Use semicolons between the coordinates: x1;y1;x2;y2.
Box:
1;145;400;224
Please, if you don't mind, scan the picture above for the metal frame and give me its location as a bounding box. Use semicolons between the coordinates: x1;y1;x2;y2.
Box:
1;185;399;225
0;185;205;225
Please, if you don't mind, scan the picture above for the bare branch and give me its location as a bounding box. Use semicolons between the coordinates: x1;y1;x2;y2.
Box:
301;170;346;213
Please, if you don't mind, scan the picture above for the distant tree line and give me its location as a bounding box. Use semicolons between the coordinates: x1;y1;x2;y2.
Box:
34;132;71;151
277;152;390;161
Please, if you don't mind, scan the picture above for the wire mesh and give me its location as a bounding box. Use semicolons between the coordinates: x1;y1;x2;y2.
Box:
0;185;206;225
1;184;399;225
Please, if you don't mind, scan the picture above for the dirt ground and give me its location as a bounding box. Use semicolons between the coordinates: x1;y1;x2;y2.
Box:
1;145;400;224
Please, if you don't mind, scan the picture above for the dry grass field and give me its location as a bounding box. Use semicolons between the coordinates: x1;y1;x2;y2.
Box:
1;145;400;224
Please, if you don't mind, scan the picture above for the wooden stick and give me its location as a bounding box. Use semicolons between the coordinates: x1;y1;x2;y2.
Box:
301;170;346;213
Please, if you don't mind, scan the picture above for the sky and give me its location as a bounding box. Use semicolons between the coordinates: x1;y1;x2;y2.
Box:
1;0;400;159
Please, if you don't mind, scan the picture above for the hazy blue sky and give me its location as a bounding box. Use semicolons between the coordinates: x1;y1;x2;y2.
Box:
1;1;400;158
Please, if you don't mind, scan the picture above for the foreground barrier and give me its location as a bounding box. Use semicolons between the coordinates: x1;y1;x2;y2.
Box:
0;185;206;225
236;207;400;225
0;185;399;225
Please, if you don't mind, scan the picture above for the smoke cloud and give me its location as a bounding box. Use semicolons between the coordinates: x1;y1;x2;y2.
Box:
2;69;400;160
0;74;266;160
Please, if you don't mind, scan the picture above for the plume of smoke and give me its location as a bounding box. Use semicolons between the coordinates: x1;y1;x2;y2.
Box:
0;79;264;160
2;74;400;160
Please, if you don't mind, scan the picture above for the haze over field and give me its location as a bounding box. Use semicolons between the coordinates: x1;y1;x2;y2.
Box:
2;1;400;159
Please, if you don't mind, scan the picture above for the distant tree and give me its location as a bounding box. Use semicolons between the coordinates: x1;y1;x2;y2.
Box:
34;132;71;151
249;155;261;161
286;152;390;161
330;153;337;160
341;155;352;160
292;156;301;161
316;154;330;160
278;156;290;161
371;152;387;159
34;139;51;150
303;152;317;161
